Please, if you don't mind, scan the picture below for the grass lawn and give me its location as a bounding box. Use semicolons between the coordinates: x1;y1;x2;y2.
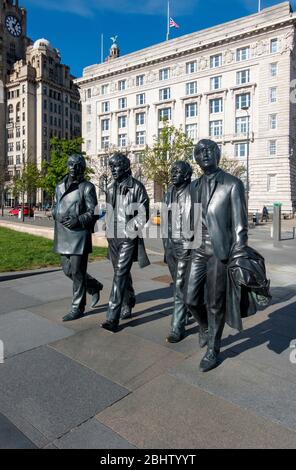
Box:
0;227;107;272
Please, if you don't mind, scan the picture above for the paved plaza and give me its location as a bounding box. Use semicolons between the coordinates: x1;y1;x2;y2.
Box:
1;223;296;448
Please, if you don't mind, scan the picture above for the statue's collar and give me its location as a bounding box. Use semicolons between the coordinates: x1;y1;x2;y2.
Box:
113;175;133;189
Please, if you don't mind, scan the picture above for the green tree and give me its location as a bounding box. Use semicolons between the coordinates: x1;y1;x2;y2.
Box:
142;122;246;194
12;162;41;220
141;122;194;194
193;154;246;179
219;154;246;178
40;137;92;199
0;162;8;216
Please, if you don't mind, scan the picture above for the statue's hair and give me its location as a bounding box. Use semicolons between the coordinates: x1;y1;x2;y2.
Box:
172;160;193;180
194;139;221;164
68;154;86;171
109;152;131;170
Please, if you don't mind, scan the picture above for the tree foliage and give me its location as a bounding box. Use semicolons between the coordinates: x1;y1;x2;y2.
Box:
12;162;41;200
141;122;194;192
142;122;246;191
40;137;92;197
193;154;246;179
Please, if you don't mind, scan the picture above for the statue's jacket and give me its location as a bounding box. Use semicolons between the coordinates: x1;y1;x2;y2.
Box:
162;183;193;264
190;169;248;261
52;176;98;255
105;175;150;268
226;246;271;331
189;169;270;329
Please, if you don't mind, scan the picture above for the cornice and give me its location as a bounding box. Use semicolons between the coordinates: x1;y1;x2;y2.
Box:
76;15;296;87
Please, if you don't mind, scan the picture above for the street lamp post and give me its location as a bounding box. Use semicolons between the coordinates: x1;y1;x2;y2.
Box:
242;106;250;216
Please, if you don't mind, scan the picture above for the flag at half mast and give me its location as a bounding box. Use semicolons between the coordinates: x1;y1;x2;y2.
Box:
169;17;180;29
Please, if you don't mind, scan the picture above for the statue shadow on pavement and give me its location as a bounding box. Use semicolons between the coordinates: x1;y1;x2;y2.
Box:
220;284;296;363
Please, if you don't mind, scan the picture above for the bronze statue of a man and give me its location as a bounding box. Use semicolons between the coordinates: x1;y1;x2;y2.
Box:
52;154;103;321
162;161;196;343
185;139;248;372
101;152;150;332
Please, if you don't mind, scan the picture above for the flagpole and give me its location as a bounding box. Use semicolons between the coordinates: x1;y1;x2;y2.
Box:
101;33;104;63
258;0;261;12
166;0;170;41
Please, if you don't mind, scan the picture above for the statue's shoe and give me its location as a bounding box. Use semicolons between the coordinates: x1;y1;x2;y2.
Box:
101;320;119;332
63;310;84;322
199;350;220;373
120;307;132;320
166;331;184;343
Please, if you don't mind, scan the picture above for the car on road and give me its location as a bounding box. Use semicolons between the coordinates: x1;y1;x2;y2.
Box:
9;206;34;217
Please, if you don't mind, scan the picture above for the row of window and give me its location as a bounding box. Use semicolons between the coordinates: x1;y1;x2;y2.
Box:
42;87;79;109
96;81;278;116
96;132;278;158
7;126;26;139
7;85;26;99
95;129;278;158
87;39;279;98
99;113;146;132
43;114;72;128
7;111;26;123
91;102;278;136
235;140;278;157
7;155;22;166
44;100;63;114
7;101;25;124
7;141;26;152
99;109;278;132
7;170;21;180
94;131;147;150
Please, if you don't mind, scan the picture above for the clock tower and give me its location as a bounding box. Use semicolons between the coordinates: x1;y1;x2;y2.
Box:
0;0;28;184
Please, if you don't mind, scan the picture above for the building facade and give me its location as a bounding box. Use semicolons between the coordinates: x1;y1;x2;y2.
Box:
0;1;81;206
0;0;29;198
76;2;296;213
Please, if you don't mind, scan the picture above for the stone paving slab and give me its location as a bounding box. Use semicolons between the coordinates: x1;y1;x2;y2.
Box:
28;278;174;332
124;312;200;356
0;412;37;449
0;269;63;287
169;346;296;432
51;327;185;391
11;278;73;302
0;309;74;359
53;418;135;449
0;394;53;448
29;296;109;332
0;346;129;443
97;374;296;449
0;286;41;315
224;302;296;350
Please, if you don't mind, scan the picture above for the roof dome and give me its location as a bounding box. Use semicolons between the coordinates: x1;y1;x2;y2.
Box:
33;38;53;50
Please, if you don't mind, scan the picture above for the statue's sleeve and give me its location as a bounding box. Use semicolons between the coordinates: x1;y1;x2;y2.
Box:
52;187;58;220
134;184;150;231
78;184;98;229
231;179;248;249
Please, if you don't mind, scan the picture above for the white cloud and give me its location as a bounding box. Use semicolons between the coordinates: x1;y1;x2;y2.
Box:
24;0;198;17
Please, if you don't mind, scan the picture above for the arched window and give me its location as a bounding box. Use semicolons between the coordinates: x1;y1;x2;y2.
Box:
16;102;21;123
0;80;4;104
7;104;13;123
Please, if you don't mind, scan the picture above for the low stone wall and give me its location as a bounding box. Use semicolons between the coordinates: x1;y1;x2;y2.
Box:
0;220;108;248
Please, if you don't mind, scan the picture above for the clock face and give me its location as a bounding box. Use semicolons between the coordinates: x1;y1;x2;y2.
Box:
5;15;22;37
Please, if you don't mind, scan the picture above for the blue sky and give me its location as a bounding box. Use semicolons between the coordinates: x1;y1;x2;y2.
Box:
21;0;296;77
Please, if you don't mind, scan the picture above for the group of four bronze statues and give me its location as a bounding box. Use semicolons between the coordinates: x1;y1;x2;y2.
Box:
52;139;270;373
